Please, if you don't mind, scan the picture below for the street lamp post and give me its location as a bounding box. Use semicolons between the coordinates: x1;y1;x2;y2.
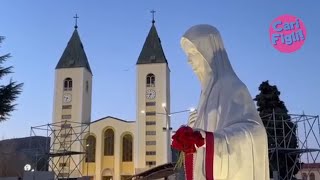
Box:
160;103;195;130
161;103;170;133
141;104;195;163
141;104;195;132
160;103;195;163
160;103;171;163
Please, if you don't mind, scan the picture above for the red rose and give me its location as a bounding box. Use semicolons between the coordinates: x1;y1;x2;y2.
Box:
171;125;205;154
193;131;205;148
172;137;183;150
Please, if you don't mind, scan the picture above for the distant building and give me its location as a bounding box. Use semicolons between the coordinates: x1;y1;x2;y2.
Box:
295;163;320;180
0;136;50;178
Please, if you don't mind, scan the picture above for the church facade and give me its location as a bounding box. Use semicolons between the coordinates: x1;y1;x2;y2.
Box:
51;20;172;180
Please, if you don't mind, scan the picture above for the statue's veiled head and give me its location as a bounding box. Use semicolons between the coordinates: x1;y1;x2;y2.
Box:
181;39;209;76
181;24;236;86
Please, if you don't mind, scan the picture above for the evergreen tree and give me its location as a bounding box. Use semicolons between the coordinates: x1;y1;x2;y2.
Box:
0;36;23;122
254;81;299;179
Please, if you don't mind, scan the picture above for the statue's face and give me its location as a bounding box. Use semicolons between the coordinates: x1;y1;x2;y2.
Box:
181;38;207;75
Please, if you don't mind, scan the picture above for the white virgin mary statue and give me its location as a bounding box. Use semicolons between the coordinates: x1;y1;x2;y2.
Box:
180;24;269;180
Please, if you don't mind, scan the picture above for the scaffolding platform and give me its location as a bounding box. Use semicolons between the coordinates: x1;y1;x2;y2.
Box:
262;112;320;180
30;120;90;180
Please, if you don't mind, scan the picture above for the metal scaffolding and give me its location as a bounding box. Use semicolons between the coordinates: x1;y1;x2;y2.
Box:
263;112;320;180
30;120;90;180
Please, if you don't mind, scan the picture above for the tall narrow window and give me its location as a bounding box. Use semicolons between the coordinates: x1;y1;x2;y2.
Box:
122;134;133;162
104;129;114;156
302;173;307;180
310;173;315;180
86;81;89;93
86;135;96;162
146;73;155;87
63;78;72;91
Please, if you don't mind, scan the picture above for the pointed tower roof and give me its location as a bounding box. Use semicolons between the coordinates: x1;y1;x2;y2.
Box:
55;29;92;74
136;22;168;65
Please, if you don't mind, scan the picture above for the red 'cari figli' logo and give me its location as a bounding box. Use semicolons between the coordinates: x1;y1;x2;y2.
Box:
269;15;307;53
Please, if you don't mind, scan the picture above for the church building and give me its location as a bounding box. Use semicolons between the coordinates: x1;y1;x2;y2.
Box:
51;16;173;180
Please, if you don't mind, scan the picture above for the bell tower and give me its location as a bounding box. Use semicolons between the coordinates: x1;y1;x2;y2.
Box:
135;13;171;172
52;22;92;178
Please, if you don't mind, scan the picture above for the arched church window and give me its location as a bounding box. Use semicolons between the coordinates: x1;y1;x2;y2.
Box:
86;135;96;162
310;172;315;180
146;74;155;87
302;173;307;180
104;129;114;156
64;78;72;91
122;134;133;162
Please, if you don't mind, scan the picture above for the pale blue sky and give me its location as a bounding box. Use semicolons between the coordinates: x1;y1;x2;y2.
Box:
0;1;319;138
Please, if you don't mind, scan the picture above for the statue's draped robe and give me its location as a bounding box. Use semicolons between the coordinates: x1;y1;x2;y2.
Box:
181;25;269;180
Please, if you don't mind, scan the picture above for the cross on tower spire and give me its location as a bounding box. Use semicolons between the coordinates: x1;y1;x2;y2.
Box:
74;14;79;29
150;10;156;24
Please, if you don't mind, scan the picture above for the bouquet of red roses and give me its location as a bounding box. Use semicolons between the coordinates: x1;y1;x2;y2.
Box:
172;125;205;154
171;125;205;170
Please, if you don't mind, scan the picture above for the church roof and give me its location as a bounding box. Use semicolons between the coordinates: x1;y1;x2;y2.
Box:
136;23;168;65
91;116;135;124
55;29;92;74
